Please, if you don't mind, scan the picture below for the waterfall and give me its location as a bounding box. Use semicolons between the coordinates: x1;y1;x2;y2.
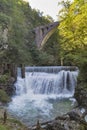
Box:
8;66;78;126
15;66;78;98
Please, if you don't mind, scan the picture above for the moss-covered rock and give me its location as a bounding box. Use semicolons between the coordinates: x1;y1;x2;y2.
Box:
0;72;16;100
74;74;87;108
0;90;10;103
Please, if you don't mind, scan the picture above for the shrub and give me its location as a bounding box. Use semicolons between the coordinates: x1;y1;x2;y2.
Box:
0;74;9;84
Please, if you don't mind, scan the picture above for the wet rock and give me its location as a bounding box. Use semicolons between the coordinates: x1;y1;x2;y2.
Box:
0;102;2;106
67;110;81;120
75;86;87;108
5;84;16;96
55;115;69;121
45;121;65;130
37;108;87;130
44;119;83;130
84;115;87;122
0;76;16;102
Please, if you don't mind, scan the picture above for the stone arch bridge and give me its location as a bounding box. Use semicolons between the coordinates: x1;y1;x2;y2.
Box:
33;21;59;49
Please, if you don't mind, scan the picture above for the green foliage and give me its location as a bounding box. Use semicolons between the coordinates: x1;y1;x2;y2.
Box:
0;90;10;103
58;0;87;84
0;74;9;84
0;13;11;28
58;0;87;65
39;52;55;65
43;30;61;65
0;125;10;130
0;0;53;65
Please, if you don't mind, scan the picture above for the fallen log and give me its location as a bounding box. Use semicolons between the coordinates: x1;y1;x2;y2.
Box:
31;119;54;130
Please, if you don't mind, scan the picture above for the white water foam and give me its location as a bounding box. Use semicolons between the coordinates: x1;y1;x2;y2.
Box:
8;67;78;126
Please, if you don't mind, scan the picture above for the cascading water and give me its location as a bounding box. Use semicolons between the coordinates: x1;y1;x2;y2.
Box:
8;66;78;126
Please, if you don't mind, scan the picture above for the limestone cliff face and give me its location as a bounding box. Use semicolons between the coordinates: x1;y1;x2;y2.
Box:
0;27;8;50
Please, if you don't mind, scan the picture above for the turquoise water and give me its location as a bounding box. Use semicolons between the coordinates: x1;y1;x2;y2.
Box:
8;96;74;126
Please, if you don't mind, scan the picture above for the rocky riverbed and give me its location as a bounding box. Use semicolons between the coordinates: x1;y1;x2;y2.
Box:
0;97;87;130
0;104;87;130
29;107;87;130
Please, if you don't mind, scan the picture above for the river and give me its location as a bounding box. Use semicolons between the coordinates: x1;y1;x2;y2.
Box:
7;66;78;126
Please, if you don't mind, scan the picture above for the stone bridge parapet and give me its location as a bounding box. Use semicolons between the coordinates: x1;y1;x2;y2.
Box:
33;21;59;49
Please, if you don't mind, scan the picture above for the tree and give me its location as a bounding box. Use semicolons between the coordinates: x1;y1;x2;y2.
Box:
58;0;87;66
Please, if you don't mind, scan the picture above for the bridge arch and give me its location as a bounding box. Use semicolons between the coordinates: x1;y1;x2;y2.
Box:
33;22;59;49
